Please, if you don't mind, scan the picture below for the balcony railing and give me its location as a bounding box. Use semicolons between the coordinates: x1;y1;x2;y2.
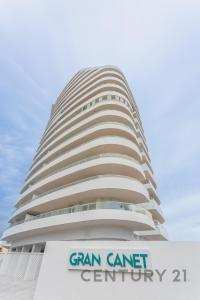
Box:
150;199;163;215
16;174;144;209
32;120;138;166
10;200;152;228
21;153;141;195
154;221;168;238
37;95;137;156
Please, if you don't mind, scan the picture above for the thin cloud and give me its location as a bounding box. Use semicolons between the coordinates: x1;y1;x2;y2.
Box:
0;0;199;239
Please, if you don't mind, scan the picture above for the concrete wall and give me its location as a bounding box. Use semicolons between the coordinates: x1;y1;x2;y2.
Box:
34;241;200;300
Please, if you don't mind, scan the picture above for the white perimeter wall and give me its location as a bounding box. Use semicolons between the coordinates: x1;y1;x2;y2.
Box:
34;241;200;300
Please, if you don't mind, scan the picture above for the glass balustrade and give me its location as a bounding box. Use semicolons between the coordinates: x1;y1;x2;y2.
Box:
25;153;140;190
17;173;142;209
10;200;152;228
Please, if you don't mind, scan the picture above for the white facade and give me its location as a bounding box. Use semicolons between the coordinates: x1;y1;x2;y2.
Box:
2;65;167;250
1;241;199;300
34;241;200;300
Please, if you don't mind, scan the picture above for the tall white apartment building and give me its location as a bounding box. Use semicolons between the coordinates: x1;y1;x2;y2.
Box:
2;66;167;252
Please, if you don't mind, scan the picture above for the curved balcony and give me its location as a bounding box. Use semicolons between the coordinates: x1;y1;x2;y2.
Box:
44;66;143;141
56;76;130;113
42;75;140;142
50;74;134;126
24;136;142;189
54;68;129;116
11;175;149;221
43;81;132;140
29;123;142;176
134;224;168;241
37;97;134;154
56;66;130;107
19;155;145;205
33;111;138;165
53;71;125;115
3;201;155;242
137;199;165;224
141;150;153;173
145;181;160;204
38;94;135;149
34;107;138;163
62;68;140;123
142;163;157;189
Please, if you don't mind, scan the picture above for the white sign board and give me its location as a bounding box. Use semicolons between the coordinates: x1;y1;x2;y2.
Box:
34;241;200;300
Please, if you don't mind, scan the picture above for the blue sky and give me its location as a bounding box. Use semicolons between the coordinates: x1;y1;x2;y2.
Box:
0;0;200;240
